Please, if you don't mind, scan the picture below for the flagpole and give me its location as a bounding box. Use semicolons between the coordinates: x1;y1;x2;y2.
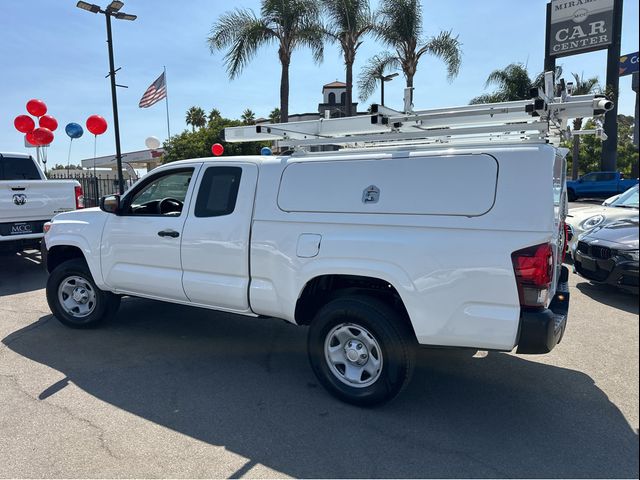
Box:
163;66;171;139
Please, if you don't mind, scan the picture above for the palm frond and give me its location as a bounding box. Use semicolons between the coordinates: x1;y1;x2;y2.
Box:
357;52;400;101
375;0;423;46
208;9;276;79
417;30;462;81
571;72;601;95
469;93;506;105
296;21;326;64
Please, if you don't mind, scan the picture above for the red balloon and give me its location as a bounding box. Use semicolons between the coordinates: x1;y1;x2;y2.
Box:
25;131;39;146
211;143;224;156
86;115;108;135
14;115;35;134
26;99;47;117
32;127;54;146
39;115;58;131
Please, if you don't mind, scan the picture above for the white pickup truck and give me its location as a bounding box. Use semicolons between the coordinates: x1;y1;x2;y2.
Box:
0;153;83;254
42;143;571;405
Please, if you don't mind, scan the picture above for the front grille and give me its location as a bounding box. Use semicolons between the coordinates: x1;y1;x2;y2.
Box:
591;245;612;260
577;241;590;254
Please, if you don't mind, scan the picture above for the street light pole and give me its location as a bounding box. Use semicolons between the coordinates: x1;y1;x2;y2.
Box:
378;73;399;107
105;12;124;195
76;1;136;196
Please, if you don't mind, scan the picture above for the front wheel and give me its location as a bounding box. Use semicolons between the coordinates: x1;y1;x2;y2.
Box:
307;296;416;406
46;258;120;329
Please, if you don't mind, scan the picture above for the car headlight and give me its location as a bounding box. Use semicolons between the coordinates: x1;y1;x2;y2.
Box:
581;214;605;230
617;249;639;261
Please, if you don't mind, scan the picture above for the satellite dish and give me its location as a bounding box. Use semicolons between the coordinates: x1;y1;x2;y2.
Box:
145;136;161;150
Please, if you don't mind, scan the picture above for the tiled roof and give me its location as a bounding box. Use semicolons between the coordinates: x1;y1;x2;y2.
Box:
323;81;346;88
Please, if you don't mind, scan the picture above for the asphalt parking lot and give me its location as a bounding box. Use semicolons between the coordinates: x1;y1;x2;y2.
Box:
0;245;638;478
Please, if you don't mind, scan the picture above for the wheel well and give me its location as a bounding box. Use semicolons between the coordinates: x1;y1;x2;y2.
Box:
295;274;416;339
46;245;85;273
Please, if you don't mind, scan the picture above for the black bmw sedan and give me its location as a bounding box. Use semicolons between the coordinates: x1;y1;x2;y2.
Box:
573;218;639;293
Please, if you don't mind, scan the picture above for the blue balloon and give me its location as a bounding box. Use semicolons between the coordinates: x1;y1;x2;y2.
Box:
260;146;272;156
65;122;84;139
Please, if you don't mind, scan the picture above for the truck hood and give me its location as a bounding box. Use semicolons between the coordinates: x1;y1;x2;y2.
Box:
581;218;639;249
52;206;103;222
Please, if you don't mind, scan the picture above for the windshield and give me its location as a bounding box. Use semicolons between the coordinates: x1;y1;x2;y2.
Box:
610;185;639;208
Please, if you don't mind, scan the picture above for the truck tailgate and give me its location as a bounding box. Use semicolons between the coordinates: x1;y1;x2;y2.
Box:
1;180;77;224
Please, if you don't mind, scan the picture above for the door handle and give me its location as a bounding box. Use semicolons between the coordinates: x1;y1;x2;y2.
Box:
157;229;179;238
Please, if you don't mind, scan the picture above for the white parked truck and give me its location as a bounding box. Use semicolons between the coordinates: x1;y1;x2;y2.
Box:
42;82;610;405
0;153;83;254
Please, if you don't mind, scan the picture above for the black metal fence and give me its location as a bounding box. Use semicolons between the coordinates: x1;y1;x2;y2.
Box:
48;173;135;207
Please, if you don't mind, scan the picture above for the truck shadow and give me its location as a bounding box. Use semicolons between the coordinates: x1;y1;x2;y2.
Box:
3;297;638;478
575;281;639;315
0;249;46;296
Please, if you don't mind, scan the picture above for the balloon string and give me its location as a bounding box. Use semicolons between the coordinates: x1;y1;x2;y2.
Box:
67;138;73;175
93;134;97;176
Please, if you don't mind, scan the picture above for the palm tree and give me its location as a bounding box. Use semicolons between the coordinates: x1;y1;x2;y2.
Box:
269;107;281;123
208;108;222;124
357;53;398;103
323;0;375;116
185;106;206;132
241;108;256;125
208;0;324;123
569;73;600;179
470;64;533;104
470;64;564;104
359;0;461;108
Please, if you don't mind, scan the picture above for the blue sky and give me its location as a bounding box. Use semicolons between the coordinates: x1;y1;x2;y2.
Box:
1;0;638;165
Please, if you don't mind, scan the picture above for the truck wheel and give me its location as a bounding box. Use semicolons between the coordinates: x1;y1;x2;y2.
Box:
46;258;120;329
567;189;576;202
307;296;416;406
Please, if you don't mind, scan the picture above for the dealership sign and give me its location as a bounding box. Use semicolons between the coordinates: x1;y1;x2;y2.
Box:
549;0;614;57
619;52;639;76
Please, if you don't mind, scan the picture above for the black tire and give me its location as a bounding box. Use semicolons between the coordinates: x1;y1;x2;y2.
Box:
567;189;577;202
46;258;120;329
307;295;416;406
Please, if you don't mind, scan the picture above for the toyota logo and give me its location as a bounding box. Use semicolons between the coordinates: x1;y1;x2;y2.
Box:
12;194;27;206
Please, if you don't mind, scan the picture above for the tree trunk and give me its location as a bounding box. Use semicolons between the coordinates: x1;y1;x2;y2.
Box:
571;117;583;179
405;74;414;112
572;135;580;180
280;59;290;123
345;59;354;116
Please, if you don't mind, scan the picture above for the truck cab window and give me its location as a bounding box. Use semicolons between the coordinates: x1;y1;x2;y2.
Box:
127;169;193;216
0;156;41;180
194;166;242;217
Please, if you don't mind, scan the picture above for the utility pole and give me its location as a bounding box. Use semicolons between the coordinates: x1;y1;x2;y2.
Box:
601;0;624;172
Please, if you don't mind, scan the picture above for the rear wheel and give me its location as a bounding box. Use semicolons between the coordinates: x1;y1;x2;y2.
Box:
46;258;120;329
307;295;416;406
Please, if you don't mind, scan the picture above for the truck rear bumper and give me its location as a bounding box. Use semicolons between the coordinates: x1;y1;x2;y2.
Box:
516;266;570;354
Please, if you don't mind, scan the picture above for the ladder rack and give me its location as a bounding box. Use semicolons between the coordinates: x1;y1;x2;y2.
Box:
224;73;613;150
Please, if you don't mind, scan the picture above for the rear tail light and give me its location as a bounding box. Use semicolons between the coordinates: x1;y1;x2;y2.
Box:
511;243;554;308
75;185;85;209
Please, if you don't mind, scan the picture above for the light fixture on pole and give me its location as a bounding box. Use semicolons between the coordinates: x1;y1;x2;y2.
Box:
378;73;398;107
76;1;136;195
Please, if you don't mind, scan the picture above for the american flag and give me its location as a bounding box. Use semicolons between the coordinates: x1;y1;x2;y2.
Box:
138;72;167;108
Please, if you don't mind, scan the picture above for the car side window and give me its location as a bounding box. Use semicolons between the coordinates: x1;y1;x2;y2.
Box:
582;173;597;182
599;173;616;181
194;166;242;218
125;169;193;216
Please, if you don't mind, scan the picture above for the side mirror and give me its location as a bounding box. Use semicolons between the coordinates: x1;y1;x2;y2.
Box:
100;194;121;214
